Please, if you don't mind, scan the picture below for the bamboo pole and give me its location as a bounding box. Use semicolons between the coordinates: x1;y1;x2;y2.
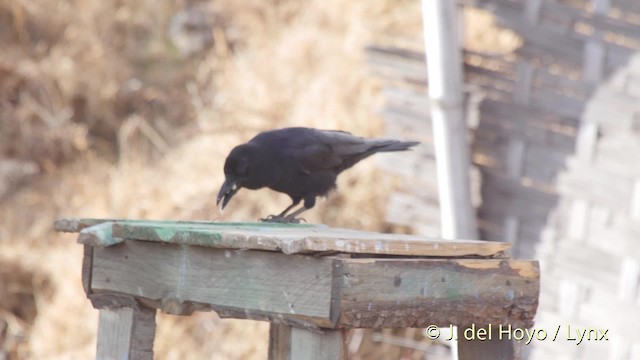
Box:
421;0;478;240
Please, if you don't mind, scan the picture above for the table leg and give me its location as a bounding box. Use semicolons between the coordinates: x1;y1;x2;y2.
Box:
96;306;156;360
268;323;345;360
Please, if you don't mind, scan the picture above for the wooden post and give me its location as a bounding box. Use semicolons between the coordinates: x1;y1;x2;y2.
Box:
269;324;344;360
421;0;478;240
268;324;292;360
96;306;156;360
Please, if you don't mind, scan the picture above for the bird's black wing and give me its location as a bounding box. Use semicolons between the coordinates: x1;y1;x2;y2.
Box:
250;128;341;172
250;127;416;173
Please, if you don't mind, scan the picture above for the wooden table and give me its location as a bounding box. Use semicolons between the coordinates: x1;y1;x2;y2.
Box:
54;218;539;360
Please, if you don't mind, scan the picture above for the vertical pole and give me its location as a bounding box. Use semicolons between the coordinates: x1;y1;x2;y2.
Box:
268;324;292;360
422;0;478;240
268;324;345;360
96;307;156;360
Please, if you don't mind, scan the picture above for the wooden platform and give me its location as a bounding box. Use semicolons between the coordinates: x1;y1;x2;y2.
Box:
55;218;539;360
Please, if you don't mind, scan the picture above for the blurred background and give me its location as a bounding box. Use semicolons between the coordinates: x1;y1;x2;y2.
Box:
1;0;639;359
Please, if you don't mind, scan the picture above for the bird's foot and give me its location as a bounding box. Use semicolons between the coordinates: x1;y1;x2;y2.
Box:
260;215;306;224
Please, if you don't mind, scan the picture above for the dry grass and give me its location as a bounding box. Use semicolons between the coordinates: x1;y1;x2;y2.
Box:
0;0;516;358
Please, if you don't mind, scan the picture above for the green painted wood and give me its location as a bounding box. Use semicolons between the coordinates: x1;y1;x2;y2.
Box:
91;241;336;325
78;222;121;246
110;222;320;248
55;218;511;257
86;241;539;329
54;218;318;233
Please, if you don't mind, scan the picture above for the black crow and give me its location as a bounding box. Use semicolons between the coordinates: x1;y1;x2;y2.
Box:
217;127;419;222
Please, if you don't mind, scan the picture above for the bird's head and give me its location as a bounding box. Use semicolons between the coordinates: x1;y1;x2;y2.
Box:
217;144;255;211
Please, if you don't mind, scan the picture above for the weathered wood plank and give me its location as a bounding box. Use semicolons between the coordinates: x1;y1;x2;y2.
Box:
55;218;318;233
336;258;539;328
290;327;345;360
289;232;508;258
96;306;156;360
55;219;511;257
54;218;118;233
78;222;121;247
86;240;538;329
91;240;335;327
268;324;292;360
82;245;93;295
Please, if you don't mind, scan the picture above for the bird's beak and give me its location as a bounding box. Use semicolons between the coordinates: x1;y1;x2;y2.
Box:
217;178;239;212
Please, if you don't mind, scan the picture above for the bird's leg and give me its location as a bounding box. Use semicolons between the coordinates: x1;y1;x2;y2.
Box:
260;198;301;222
283;206;308;222
281;196;315;223
277;200;300;217
261;206;307;224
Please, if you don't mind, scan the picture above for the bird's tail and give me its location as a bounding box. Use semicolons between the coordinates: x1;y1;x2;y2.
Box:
372;140;420;153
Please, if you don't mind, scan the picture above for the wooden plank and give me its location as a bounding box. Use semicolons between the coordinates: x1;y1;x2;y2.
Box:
268;324;292;360
336;258;539;329
477;170;558;215
54;218;232;233
101;221;510;257
78;222;121;247
290;327;345;360
286;233;508;257
478;98;579;132
87;240;538;329
96;306;156;360
82;245;93;295
90;240;335;327
54;218;117;233
56;218;511;257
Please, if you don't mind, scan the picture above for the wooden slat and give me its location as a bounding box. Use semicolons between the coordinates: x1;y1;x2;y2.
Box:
78;222;121;246
336;258;539;328
268;324;292;360
56;219;511;257
54;218;318;233
90;240;335;327
87;241;539;329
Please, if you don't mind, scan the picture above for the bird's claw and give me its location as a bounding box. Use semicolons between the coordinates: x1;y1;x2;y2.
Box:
260;215;306;224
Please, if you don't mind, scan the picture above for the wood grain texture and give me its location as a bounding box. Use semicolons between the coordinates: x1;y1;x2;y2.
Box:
290;327;345;360
267;325;346;360
56;218;510;258
82;245;93;295
336;258;539;328
90;240;335;326
96;306;156;360
86;241;539;329
268;324;291;360
79;222;121;246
